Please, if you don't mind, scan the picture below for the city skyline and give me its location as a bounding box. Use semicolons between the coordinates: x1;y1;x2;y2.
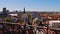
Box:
0;0;60;11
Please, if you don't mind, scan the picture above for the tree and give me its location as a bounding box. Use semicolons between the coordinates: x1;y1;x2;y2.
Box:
4;17;9;22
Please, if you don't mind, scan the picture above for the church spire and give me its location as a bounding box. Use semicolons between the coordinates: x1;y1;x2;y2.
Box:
23;7;25;13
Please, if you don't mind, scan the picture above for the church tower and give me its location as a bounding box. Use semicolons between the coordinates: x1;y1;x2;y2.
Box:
23;7;25;14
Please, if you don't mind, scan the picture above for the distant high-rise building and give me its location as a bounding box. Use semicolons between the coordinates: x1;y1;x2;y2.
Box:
3;7;6;12
2;7;8;15
0;8;8;17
